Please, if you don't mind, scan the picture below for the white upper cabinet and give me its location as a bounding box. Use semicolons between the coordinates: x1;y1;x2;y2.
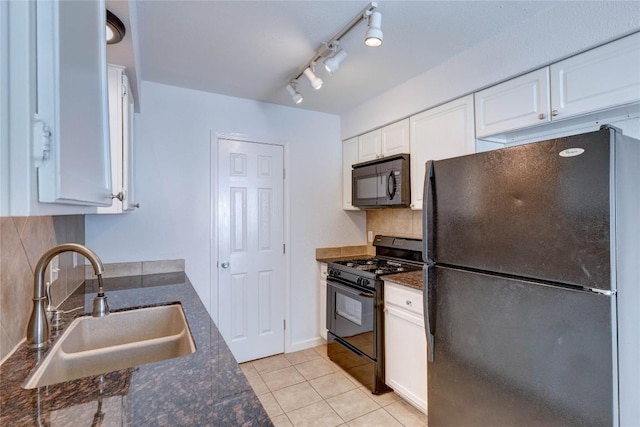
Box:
3;0;112;216
475;68;550;138
381;119;411;157
550;32;640;120
97;65;138;214
475;33;640;142
342;137;359;210
410;95;475;210
35;0;112;207
357;119;410;163
357;129;382;163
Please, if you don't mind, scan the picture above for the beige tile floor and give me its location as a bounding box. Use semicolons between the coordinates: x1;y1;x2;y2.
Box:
239;344;428;427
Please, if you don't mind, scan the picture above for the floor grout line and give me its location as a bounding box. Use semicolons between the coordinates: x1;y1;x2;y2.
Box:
242;345;427;427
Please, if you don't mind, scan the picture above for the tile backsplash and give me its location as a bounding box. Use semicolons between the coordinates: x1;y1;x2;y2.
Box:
0;215;85;361
366;208;422;242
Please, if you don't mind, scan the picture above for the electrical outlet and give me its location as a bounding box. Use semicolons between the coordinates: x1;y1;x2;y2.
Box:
50;255;59;283
367;231;373;242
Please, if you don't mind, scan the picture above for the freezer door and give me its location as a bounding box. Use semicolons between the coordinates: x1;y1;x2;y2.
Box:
426;266;614;427
426;128;612;290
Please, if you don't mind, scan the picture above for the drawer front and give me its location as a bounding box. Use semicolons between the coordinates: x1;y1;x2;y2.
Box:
384;281;423;317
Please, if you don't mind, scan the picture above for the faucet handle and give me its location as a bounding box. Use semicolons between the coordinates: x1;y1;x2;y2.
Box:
45;282;57;313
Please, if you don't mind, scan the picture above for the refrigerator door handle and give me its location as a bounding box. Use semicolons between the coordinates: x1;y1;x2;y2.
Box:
423;265;435;362
422;160;435;263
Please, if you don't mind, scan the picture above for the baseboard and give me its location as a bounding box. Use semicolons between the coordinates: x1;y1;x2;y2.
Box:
287;336;325;354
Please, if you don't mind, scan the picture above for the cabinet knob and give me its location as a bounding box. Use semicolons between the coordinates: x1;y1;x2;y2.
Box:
551;110;559;117
133;203;140;209
406;300;412;306
538;113;546;120
111;192;124;202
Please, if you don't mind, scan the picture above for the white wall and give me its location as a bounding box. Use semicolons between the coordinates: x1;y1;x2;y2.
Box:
342;1;640;139
85;81;366;352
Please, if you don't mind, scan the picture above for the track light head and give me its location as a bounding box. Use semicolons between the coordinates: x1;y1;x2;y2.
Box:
324;49;348;74
303;67;323;90
286;84;304;104
364;10;383;47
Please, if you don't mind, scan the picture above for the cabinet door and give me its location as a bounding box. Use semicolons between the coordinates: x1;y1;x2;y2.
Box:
98;66;137;214
357;129;381;163
342;138;359;210
381;119;410;157
410;95;475;210
35;0;111;206
121;72;137;211
98;66;124;214
384;283;427;413
475;68;550;138
551;32;640;121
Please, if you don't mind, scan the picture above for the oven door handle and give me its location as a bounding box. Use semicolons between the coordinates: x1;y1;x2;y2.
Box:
327;278;375;297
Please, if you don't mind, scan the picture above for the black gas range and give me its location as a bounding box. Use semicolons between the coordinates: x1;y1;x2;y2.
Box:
326;235;423;394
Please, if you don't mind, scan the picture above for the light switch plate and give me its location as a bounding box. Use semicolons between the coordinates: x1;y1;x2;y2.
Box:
367;231;373;242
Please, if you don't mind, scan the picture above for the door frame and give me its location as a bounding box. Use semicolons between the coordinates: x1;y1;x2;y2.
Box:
210;132;292;355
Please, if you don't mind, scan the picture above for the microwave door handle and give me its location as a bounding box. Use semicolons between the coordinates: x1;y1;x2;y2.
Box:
387;171;396;199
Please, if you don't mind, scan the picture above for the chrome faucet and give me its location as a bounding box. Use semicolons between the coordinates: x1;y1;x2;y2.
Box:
26;243;106;349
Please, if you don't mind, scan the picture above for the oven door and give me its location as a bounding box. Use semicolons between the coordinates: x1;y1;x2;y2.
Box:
327;278;376;360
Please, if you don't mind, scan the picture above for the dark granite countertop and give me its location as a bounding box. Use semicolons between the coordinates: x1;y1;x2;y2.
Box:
382;270;424;291
0;272;271;426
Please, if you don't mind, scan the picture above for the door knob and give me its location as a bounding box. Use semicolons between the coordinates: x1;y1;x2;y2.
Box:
221;262;230;269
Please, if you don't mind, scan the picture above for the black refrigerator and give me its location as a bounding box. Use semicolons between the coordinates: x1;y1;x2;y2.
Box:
421;126;639;427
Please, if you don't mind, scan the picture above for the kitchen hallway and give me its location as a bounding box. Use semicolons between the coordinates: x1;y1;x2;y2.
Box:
240;344;428;427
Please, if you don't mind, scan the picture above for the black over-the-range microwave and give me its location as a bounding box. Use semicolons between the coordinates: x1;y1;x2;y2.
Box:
352;153;411;209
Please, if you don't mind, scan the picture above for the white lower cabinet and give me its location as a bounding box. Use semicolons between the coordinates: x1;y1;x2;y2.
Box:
319;263;328;340
384;281;427;413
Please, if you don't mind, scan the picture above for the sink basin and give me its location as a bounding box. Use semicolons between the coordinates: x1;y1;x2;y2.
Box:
22;303;196;389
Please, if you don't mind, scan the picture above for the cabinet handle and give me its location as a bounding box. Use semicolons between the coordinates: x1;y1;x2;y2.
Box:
406;300;412;306
551;110;559;117
538;113;546;120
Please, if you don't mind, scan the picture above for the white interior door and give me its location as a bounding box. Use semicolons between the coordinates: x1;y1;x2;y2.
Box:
217;139;285;363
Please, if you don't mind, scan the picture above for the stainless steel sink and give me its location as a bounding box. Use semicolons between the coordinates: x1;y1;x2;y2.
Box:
22;303;196;389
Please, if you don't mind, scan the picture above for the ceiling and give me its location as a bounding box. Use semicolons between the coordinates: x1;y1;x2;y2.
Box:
107;1;560;115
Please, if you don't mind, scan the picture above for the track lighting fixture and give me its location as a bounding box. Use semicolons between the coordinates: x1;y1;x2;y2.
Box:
303;67;323;90
106;10;126;44
364;11;383;47
285;2;383;104
324;49;348;74
286;83;304;104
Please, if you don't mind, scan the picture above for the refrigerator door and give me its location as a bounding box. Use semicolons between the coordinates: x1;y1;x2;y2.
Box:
427;265;614;427
424;129;612;290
